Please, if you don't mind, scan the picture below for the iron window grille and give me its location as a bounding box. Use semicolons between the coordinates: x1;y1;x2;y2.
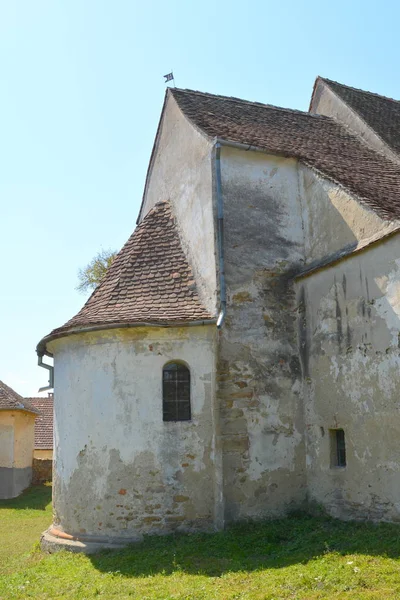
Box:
162;362;191;421
330;428;346;468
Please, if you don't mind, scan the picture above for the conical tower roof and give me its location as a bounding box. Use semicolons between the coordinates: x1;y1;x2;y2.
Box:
38;201;213;352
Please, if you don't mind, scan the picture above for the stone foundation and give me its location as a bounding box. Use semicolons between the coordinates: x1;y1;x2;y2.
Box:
32;459;52;485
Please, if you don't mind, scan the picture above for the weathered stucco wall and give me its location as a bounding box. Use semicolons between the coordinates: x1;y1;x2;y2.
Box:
140;94;217;314
0;413;14;468
310;81;399;163
218;147;307;521
48;325;220;540
14;412;36;468
0;411;35;498
299;233;400;521
32;458;52;484
299;165;399;265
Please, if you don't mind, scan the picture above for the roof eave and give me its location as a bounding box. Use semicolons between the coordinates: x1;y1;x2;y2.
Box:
215;139;400;221
295;225;400;280
215;137;299;158
37;318;218;357
0;407;40;416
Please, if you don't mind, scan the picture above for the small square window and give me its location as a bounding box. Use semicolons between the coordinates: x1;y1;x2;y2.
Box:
330;429;346;468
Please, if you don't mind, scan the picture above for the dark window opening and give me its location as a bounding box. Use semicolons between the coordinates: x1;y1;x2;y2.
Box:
330;428;346;468
162;362;191;422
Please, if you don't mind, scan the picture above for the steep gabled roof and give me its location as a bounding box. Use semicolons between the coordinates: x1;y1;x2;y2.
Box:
26;397;53;449
0;381;39;415
170;87;400;220
43;201;213;342
318;78;400;156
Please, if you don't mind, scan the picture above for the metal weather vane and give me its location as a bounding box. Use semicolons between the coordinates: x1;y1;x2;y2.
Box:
164;71;175;86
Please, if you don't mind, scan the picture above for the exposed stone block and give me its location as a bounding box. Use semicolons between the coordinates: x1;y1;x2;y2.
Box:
222;436;250;453
222;418;248;435
32;459;52;485
142;516;162;523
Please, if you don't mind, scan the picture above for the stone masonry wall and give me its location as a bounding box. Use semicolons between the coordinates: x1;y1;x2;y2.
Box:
48;325;220;541
218;147;307;521
32;458;52;484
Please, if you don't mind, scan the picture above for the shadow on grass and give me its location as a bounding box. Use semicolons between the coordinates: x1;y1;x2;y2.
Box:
89;514;400;578
0;483;51;511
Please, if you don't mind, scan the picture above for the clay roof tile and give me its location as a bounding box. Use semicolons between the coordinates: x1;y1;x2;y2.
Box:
46;202;212;337
0;381;39;415
170;87;400;220
320;78;400;157
25;397;54;449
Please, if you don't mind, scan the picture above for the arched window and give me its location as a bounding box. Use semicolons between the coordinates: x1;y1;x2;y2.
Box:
162;362;191;421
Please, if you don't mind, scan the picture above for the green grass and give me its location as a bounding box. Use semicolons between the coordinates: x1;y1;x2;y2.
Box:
0;483;52;576
2;486;400;599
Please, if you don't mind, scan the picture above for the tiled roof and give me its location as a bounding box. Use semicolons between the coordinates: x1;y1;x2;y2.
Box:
48;201;213;337
0;381;39;415
170;88;400;220
26;397;54;450
320;78;400;156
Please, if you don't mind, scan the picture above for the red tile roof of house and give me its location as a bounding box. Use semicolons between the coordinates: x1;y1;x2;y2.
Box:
170;87;400;220
0;381;39;415
40;201;213;343
26;397;54;450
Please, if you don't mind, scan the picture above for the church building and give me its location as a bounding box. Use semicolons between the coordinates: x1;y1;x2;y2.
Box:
38;77;400;551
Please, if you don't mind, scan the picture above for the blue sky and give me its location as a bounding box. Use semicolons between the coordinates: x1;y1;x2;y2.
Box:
2;0;400;396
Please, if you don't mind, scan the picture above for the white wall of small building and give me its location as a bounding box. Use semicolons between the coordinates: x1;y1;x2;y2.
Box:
48;325;220;539
298;233;400;521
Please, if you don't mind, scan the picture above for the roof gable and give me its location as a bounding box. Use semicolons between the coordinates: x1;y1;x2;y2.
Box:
47;201;213;339
0;381;39;414
170;87;400;220
319;78;400;157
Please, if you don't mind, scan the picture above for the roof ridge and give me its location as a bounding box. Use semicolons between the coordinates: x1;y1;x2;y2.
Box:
174;85;400;161
320;77;400;106
171;87;329;120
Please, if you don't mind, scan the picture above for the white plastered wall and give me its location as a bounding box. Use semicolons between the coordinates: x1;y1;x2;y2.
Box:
140;94;217;315
47;325;220;539
299;233;400;521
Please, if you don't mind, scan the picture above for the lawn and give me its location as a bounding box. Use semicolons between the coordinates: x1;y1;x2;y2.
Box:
1;486;400;599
